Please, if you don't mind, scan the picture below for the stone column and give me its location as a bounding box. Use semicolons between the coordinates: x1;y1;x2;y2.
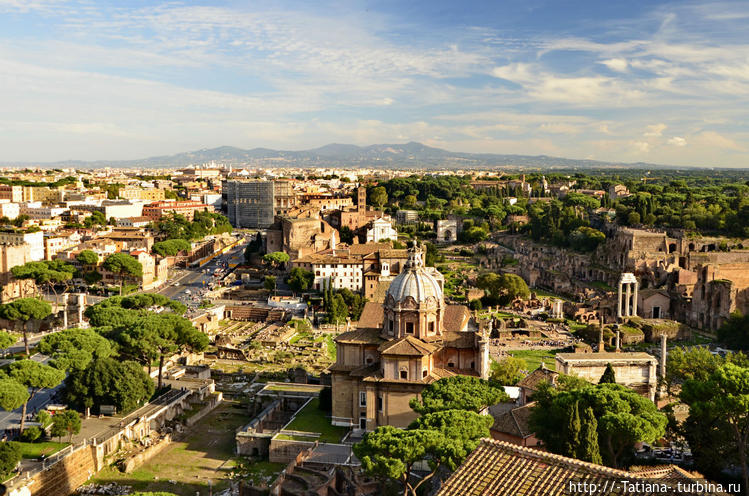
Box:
77;293;85;324
617;283;623;319
62;294;69;329
660;334;667;380
615;331;621;352
632;281;639;317
625;283;632;317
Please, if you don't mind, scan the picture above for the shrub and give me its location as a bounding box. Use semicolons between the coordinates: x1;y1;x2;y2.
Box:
21;426;42;442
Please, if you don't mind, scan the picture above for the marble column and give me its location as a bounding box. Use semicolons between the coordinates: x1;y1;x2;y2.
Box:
625;283;632;317
617;283;623;319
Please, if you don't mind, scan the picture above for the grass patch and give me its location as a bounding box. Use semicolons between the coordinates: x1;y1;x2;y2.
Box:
508;349;562;371
90;402;249;496
17;441;69;459
284;398;348;443
233;459;285;486
265;384;324;393
589;280;614;291
275;433;318;442
531;288;571;301
568;321;588;333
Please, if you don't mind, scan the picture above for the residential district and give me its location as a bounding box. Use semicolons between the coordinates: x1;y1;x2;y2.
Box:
0;165;747;496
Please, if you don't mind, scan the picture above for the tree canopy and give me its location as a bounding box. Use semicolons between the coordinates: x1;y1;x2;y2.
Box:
490;356;528;385
476;272;530;306
0;330;17;350
286;267;314;293
0;298;52;354
152;239;191;257
680;362;749;490
38;327;113;371
8;359;65;432
102;253;143;294
66;356;154;414
76;249;99;266
530;382;667;467
410;376;508;415
717;312;749;351
50;410;81;442
263;251;290;269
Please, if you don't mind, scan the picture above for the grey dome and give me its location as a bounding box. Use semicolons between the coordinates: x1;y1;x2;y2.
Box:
386;245;443;304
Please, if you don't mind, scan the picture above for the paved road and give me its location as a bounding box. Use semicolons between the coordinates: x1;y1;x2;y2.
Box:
0;374;62;435
157;238;250;310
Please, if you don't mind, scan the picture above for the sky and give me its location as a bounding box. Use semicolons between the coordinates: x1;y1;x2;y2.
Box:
1;0;748;167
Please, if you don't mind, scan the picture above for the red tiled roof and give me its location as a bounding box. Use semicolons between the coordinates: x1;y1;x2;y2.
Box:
438;439;727;496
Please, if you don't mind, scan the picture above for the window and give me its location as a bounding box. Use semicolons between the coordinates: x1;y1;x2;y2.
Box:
448;362;455;368
406;322;414;334
359;392;366;407
377;395;383;412
422;369;428;378
400;370;408;380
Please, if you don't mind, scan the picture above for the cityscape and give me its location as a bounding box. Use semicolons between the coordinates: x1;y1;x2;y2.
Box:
0;2;748;496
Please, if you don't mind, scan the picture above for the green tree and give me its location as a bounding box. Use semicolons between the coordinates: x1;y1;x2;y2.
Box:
11;260;75;301
490;356;527;385
681;363;749;492
121;313;208;388
599;363;616;384
83;270;103;285
328;293;348;326
75;250;99;266
0;297;52;354
717;312;749;351
476;272;530;306
66;357;154;414
264;275;277;293
408;409;494;471
0;441;21;479
8;360;65;433
102;253;143;295
369;186;388;208
564;400;581;458
152;239;191;257
0;330;17;351
263;251;290;270
286;267;314;294
353;426;443;496
0;378;30;412
578;406;602;464
410;376;509;415
529;383;667;467
50;410;81;442
38;327;113;371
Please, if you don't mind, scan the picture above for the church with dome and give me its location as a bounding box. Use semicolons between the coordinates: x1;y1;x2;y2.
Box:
330;243;490;432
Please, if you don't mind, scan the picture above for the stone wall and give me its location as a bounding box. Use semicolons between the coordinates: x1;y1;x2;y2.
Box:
269;438;317;463
122;434;172;473
9;443;99;496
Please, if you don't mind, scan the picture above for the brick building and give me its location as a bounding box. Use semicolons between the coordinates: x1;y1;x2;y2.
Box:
330;244;490;433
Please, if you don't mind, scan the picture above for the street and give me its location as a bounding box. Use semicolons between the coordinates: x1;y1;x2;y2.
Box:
156;238;249;310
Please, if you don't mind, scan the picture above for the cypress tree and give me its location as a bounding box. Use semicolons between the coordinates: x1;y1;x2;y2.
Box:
599;363;616;384
578;406;602;465
564;400;581;458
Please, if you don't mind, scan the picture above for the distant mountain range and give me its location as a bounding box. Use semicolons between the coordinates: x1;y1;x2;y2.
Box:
5;142;681;169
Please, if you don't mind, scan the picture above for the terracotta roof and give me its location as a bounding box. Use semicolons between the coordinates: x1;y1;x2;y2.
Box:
490;402;535;439
378;336;437;356
348;243;391;255
334;327;384;345
517;366;559;392
442;330;476;349
371;280;391;303
357;301;384;329
443;305;471;332
438;439;727;496
556;351;656;362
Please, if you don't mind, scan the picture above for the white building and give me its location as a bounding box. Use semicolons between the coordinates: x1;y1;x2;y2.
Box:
20;204;69;220
366;217;398;243
0;230;44;261
0;201;20;220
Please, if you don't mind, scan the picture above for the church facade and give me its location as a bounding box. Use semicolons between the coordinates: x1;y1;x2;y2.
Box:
330;245;490;432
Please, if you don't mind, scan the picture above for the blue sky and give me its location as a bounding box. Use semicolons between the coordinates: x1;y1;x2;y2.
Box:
1;0;748;167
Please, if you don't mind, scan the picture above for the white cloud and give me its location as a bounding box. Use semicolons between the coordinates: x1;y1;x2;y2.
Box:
601;58;628;72
667;136;687;147
644;124;667;137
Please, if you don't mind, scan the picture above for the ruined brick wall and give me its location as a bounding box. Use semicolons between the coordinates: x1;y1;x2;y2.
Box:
23;444;98;496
